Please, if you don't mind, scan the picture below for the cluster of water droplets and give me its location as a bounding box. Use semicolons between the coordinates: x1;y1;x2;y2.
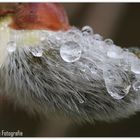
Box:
5;30;45;57
58;26;140;100
4;25;140;101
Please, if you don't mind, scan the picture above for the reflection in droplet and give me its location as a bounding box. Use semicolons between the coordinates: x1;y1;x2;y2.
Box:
60;41;82;63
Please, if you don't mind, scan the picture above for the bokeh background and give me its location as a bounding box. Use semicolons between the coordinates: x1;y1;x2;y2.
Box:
0;3;140;137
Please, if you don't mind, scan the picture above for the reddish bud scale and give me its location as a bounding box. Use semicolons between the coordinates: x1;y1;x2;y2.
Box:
9;3;70;31
0;9;15;16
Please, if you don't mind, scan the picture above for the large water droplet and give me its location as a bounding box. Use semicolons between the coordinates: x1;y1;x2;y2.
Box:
82;26;93;36
103;66;131;99
7;41;16;53
133;80;140;91
60;41;82;63
31;48;43;57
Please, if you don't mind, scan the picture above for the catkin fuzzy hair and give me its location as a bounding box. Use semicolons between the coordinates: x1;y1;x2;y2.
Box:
0;17;140;122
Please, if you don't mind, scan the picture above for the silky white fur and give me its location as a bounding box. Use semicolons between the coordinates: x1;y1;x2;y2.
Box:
0;20;140;122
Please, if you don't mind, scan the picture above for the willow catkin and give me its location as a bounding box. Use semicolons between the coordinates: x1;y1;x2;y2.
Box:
0;20;140;122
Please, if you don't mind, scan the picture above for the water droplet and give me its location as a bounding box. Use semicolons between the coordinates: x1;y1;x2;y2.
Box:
31;48;43;57
103;66;131;99
7;41;16;53
104;39;114;45
131;58;140;74
60;41;82;63
65;28;82;43
93;34;103;41
133;80;140;91
107;46;123;59
66;28;81;37
82;26;93;36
